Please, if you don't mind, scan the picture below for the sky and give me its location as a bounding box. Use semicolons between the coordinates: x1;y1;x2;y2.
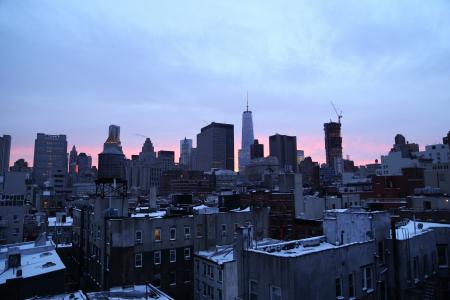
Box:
1;0;449;169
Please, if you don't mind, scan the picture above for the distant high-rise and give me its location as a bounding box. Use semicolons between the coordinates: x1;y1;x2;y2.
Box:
33;133;68;185
98;125;125;180
324;122;343;175
69;145;78;174
197;122;234;171
269;134;297;172
297;150;305;164
443;131;450;145
10;158;31;172
77;153;92;174
250;139;264;160
0;135;11;176
238;100;254;171
158;150;175;171
179;138;193;168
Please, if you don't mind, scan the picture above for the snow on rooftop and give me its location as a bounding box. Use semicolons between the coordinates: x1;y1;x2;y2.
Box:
196;245;234;265
87;284;173;300
0;239;65;284
393;220;450;240
131;210;166;218
249;236;367;258
230;206;250;213
27;290;87;300
47;216;73;227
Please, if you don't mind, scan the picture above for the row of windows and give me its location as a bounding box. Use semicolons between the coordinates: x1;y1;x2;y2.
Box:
196;261;223;282
196;281;223;300
134;248;191;267
250;280;281;300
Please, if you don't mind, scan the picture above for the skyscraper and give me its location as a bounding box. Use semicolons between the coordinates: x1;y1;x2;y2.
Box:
269;134;297;172
324;122;343;175
0;135;11;176
250;139;264;160
238;100;254;171
197;122;234;171
33;133;68;185
98;125;125;180
69;145;78;174
179;138;193;169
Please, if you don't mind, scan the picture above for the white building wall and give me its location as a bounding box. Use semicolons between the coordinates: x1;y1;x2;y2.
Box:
415;144;450;164
378;151;418;176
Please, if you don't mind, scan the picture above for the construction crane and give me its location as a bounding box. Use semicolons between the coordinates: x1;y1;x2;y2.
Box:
330;101;343;124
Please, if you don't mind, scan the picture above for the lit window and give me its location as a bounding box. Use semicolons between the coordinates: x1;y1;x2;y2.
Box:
170;249;176;263
135;253;142;268
154;228;161;242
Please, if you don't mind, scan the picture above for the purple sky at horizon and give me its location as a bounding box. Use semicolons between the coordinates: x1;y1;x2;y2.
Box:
1;0;449;169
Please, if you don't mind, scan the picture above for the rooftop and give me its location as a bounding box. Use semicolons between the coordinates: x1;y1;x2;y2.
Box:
0;238;65;285
393;220;450;240
47;216;73;227
131;210;167;218
87;284;173;300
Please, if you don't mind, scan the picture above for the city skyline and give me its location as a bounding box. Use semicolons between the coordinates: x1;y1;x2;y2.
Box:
1;0;450;168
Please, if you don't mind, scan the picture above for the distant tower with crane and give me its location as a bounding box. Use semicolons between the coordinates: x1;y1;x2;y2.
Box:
324;102;343;175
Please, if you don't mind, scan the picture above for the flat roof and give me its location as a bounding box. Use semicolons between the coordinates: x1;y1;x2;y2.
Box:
0;239;65;284
393;220;450;240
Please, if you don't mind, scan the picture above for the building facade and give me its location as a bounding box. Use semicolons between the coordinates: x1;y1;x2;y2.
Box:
197;122;234;171
33;133;68;186
269;134;297;172
0;135;11;177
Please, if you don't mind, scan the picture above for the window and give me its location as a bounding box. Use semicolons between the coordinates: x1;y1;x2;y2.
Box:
184;226;191;239
154;251;161;265
154;228;161;242
135;253;142;268
250;280;258;300
413;256;419;280
170;249;176;263
270;286;282;300
169;272;176;285
209;285;214;299
196;279;200;292
106;255;109;271
203;263;207;276
196;259;199;274
234;223;240;233
221;224;227;236
135;230;142;244
184;269;191;283
153;273;161;287
362;266;372;290
378;241;385;263
335;277;342;297
184;247;191;260
218;268;223;282
437;244;448;267
170;227;176;240
196;224;203;238
217;288;223;300
348;273;355;297
203;282;207;296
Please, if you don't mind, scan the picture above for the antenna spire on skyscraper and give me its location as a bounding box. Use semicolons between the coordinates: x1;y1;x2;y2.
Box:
246;91;249;112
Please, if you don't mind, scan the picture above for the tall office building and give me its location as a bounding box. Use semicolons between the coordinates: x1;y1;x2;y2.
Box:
98;125;125;180
158;150;175;171
69;145;78;174
197;122;234;171
324;122;343;175
250;139;264;160
77;153;92;174
33;133;68;185
179;138;193;169
269;134;297;172
238;101;254;171
0;135;11;176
